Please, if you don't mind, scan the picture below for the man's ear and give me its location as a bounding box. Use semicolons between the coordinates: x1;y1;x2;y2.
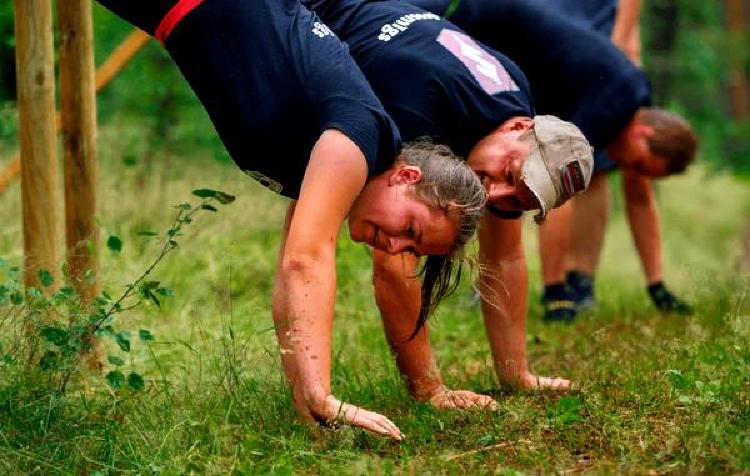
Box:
498;116;534;132
635;123;655;138
389;165;422;185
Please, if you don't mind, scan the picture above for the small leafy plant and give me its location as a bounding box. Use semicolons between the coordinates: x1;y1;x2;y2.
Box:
0;188;235;395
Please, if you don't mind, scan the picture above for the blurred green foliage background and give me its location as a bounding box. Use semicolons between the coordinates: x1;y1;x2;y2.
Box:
0;1;747;173
642;0;750;174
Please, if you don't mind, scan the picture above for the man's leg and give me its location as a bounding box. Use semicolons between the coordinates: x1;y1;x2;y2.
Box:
567;173;610;305
537;201;577;321
569;173;610;274
538;201;573;284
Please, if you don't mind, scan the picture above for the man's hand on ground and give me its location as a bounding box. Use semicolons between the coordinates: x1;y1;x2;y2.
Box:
428;387;498;411
426;375;571;411
516;372;572;392
648;282;693;315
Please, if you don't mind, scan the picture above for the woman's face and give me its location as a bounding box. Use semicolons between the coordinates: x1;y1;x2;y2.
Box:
347;167;458;256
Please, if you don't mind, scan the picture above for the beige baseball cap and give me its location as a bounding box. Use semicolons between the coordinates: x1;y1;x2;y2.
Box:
519;115;594;223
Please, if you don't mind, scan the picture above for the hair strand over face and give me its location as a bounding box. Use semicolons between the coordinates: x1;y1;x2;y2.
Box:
396;138;487;339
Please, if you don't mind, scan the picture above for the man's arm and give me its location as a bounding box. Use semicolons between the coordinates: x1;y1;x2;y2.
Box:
621;170;662;283
273;129;402;439
373;249;497;409
478;214;570;390
611;0;642;65
623;170;694;314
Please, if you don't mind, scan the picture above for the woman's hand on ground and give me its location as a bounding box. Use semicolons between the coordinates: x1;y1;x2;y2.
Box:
312;395;403;440
428;387;498;411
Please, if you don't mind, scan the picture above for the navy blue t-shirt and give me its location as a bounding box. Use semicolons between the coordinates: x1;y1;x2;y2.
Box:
544;0;618;36
410;0;650;154
543;0;620;172
304;0;533;158
97;0;401;199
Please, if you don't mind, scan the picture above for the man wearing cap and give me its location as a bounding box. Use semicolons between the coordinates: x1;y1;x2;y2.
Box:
302;0;593;408
404;0;696;325
308;0;696;407
534;0;695;321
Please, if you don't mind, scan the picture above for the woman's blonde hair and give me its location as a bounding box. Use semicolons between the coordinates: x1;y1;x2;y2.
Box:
398;138;487;336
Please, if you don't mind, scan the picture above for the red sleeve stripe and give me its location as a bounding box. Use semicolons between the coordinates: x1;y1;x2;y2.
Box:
154;0;205;45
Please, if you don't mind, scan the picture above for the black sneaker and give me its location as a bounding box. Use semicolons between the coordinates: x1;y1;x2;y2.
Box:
542;283;578;323
567;270;595;308
648;282;693;315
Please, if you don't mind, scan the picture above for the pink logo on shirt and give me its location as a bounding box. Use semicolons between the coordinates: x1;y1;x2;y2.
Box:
436;29;519;95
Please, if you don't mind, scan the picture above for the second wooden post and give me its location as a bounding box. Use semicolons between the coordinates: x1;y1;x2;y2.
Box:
58;0;100;302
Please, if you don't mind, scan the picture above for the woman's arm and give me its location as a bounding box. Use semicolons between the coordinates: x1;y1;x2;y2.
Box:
373;249;498;409
272;129;403;439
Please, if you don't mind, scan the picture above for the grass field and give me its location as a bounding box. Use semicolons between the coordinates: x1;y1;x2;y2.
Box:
1;131;749;474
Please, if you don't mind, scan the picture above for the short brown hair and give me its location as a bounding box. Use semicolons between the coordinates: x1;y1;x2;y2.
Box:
398;138;487;336
638;108;698;174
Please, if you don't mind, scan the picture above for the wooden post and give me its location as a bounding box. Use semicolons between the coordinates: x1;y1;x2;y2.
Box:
0;29;150;198
14;0;60;291
57;0;100;302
